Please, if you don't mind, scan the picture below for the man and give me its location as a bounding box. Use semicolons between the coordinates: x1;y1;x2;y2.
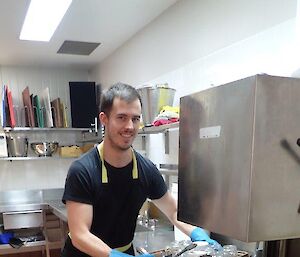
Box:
61;83;220;257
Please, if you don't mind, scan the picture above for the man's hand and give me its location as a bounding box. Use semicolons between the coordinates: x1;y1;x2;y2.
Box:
190;227;221;249
109;249;154;257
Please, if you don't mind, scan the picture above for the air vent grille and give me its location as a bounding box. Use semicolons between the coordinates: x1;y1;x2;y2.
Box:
57;40;100;55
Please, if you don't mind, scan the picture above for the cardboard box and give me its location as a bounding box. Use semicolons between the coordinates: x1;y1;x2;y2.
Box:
59;145;82;157
80;143;95;153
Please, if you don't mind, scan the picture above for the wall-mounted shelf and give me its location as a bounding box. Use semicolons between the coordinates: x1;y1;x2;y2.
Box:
1;127;95;162
3;122;179;134
138;122;179;135
0;156;75;161
3;127;90;133
138;122;179;154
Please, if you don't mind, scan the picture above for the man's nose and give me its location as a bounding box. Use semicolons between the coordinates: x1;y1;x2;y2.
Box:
125;119;134;129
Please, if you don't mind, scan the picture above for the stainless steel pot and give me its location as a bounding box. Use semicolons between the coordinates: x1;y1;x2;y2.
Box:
137;84;176;126
6;135;28;157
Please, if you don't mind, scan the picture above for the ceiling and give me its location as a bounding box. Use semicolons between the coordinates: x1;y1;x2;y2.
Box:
0;0;178;70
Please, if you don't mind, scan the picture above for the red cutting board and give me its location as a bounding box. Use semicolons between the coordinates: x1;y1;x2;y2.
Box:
6;87;16;128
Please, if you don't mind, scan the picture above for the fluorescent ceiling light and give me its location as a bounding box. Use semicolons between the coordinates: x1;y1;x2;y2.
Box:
20;0;72;42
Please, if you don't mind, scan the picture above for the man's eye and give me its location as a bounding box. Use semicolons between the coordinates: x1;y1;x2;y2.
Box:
133;117;140;122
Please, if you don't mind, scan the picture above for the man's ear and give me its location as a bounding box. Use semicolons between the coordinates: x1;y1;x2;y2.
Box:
99;112;107;126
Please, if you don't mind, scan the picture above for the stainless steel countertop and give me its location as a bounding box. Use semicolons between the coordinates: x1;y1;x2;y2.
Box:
0;189;67;221
46;200;68;222
0;200;67;221
0;199;176;252
0;202;48;213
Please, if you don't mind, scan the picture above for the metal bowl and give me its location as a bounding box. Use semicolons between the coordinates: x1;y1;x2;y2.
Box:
30;142;59;157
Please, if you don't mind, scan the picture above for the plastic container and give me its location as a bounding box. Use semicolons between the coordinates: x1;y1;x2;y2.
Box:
0;232;14;244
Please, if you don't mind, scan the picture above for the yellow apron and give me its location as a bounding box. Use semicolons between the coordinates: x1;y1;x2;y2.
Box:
97;141;138;183
68;232;132;252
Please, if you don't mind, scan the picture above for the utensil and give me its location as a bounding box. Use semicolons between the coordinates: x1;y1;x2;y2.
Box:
146;243;197;257
30;142;59;157
136;247;149;255
9;237;24;249
173;243;197;257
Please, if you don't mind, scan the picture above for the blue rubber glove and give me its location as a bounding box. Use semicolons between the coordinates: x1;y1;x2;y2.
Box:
109;249;154;257
190;227;221;249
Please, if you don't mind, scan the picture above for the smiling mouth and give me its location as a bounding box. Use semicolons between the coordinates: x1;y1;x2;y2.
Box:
121;133;133;139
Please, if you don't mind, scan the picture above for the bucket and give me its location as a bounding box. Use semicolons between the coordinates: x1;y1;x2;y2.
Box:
137;84;176;126
6;135;28;157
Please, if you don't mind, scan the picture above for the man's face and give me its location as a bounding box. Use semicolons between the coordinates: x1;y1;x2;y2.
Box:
100;97;141;151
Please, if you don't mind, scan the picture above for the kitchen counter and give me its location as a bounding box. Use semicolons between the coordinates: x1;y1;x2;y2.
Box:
46;201;176;252
0;200;65;224
0;189;176;252
0;200;175;252
47;201;176;252
0;202;48;213
46;200;67;222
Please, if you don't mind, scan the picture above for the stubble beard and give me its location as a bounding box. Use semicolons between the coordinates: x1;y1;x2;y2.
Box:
106;132;135;152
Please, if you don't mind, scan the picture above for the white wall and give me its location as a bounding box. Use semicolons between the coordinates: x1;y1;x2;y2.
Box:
90;0;299;168
90;0;297;88
0;66;89;191
89;1;300;250
2;0;298;191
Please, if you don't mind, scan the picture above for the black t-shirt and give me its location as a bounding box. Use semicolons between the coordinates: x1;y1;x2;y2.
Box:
62;146;167;254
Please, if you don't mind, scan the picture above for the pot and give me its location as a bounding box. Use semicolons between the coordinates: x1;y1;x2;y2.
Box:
137;84;176;126
6;135;28;157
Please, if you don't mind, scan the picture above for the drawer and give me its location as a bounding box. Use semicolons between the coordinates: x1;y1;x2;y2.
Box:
3;210;43;229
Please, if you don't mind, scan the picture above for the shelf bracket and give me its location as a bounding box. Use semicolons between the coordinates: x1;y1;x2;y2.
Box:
164;130;169;154
142;135;146;151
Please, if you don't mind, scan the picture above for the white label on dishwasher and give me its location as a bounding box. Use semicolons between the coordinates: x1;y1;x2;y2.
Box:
199;126;221;139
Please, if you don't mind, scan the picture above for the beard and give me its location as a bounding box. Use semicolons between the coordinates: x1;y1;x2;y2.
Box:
106;132;134;151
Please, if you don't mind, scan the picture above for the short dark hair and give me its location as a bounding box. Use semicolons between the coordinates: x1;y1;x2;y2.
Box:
100;82;142;115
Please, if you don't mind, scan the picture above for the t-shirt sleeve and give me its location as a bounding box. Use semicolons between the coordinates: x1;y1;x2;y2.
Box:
142;159;168;200
148;167;168;200
62;160;94;205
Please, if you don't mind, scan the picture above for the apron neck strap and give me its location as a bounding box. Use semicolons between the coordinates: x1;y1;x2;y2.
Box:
97;142;138;183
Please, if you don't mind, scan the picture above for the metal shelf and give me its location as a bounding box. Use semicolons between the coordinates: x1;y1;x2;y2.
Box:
138;122;179;154
138;122;179;135
3;127;90;132
159;169;178;176
0;156;76;161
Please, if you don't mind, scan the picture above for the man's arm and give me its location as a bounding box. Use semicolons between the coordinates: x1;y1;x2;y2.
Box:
66;200;111;257
151;191;196;236
151;191;221;247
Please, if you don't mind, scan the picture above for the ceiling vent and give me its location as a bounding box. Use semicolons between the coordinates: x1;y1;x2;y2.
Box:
57;40;100;55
